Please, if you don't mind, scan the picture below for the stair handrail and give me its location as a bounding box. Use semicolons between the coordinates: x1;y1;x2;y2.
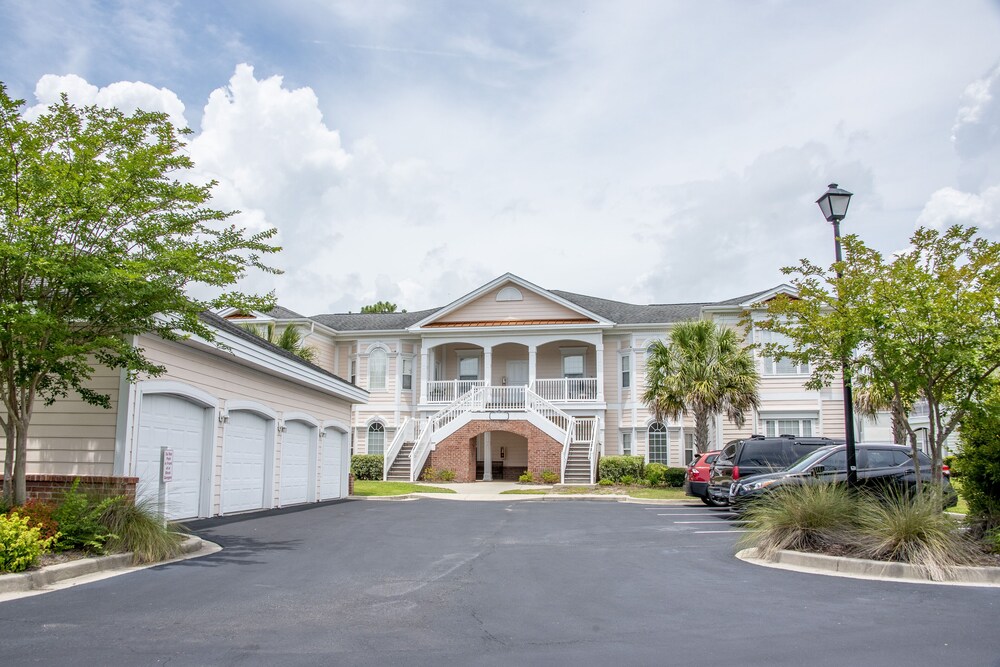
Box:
523;388;573;432
409;417;434;481
560;416;576;483
408;387;485;481
382;417;413;481
589;416;603;484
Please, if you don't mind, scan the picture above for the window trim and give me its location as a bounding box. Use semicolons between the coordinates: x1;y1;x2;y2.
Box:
560;347;586;379
648;421;669;465
368;347;388;391
367;421;386;455
620;353;631;389
457;351;481;381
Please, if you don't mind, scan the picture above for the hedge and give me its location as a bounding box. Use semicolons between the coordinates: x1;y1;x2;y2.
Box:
351;454;384;481
599;456;645;483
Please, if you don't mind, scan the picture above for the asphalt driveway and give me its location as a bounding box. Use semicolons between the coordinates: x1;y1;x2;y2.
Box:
1;498;997;666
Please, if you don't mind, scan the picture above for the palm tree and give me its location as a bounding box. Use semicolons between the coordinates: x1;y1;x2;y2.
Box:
853;377;911;447
643;320;761;453
240;322;317;363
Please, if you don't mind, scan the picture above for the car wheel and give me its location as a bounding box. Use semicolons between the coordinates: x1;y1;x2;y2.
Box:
702;496;728;507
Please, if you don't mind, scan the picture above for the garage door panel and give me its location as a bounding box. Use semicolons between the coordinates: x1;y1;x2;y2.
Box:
280;421;312;505
320;429;345;500
137;394;205;521
222;411;269;514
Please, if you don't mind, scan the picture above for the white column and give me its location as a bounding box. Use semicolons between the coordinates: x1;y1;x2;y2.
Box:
595;342;604;402
483;432;492;481
420;347;429;404
483;346;492;386
528;345;537;387
393;344;401;426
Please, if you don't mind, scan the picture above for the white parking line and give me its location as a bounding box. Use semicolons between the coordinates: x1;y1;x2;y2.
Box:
673;520;732;524
655;512;727;516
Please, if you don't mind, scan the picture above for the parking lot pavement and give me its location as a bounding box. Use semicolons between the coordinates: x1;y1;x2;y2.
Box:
0;499;997;666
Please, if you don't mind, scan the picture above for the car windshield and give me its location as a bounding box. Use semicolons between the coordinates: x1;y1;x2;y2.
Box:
784;447;838;473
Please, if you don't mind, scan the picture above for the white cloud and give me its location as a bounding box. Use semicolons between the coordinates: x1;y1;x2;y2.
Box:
28;74;188;129
917;186;1000;231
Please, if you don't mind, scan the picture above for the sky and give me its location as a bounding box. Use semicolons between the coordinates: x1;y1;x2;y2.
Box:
2;1;1000;315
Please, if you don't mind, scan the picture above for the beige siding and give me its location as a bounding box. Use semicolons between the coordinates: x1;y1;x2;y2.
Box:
16;363;121;476
437;284;586;323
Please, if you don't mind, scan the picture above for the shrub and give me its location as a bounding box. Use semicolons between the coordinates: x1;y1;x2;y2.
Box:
645;463;667;486
351;454;384;481
853;490;978;576
953;387;1000;534
540;470;559;484
10;499;60;542
53;479;114;553
518;472;535;483
620;475;636;486
438;469;456;482
99;495;186;565
599;456;645;484
665;467;687;488
598;478;614;486
739;483;856;557
0;512;57;572
421;466;438;482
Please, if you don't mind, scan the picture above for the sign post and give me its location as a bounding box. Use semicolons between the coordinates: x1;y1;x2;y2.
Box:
159;447;173;523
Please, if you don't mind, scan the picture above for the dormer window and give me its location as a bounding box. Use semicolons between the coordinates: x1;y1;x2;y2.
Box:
496;286;523;302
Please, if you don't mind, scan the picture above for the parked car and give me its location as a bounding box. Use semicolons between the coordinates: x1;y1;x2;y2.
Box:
707;435;844;505
728;443;958;509
683;450;722;506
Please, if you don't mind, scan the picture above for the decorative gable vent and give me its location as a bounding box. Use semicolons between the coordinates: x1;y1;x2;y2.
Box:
496;286;523;302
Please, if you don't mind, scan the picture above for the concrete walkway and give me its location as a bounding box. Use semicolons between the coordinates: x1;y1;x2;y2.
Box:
410;480;553;501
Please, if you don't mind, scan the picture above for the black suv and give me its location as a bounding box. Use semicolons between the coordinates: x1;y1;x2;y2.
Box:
707;435;844;505
728;443;958;509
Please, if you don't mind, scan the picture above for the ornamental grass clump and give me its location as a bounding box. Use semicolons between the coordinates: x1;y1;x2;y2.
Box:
99;495;185;565
738;482;855;557
854;490;978;579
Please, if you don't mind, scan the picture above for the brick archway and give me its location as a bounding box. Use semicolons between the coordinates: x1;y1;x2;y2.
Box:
428;419;563;483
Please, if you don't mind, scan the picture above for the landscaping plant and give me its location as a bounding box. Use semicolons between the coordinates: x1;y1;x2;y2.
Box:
518;472;535;483
954;385;1000;536
9;499;59;542
540;470;559;484
854;489;978;576
0;512;57;573
52;479;114;553
738;483;856;557
99;495;185;565
351;454;384;481
598;456;644;484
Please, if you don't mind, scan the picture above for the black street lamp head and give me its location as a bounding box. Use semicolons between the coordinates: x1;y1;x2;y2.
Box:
816;183;853;223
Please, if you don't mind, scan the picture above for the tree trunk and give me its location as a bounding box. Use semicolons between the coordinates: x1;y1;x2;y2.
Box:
2;418;12;507
694;410;711;453
13;419;26;506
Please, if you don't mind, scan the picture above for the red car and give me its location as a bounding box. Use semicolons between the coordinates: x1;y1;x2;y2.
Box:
684;450;724;506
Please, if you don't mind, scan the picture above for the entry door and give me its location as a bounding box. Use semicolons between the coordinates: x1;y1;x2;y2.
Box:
507;360;529;386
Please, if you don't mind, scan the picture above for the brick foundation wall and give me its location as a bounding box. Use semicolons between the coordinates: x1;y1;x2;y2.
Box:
1;475;138;504
431;420;564;482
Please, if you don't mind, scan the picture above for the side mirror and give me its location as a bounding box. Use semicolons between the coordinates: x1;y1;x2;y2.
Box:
810;465;825;477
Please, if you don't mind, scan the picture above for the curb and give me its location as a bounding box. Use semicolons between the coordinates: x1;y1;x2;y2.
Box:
736;547;1000;587
0;535;203;595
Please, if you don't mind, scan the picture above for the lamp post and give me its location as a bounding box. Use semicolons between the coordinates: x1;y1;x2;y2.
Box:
816;183;858;487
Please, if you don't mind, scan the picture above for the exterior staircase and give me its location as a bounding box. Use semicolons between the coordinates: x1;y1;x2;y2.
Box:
562;440;592;484
386;441;414;481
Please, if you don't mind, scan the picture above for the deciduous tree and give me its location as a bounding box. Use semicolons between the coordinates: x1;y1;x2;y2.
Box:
0;84;279;505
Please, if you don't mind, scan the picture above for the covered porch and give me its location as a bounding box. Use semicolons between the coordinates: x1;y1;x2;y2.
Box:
420;338;604;404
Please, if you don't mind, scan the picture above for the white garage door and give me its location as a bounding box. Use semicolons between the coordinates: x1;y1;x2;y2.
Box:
320;429;346;500
137;394;205;520
280;421;312;505
222;411;269;514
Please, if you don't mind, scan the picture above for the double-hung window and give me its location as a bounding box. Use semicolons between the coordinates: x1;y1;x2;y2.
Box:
368;348;387;391
458;354;480;381
401;357;413;390
763;418;815;437
621;354;631;389
648;422;669;465
757;329;809;375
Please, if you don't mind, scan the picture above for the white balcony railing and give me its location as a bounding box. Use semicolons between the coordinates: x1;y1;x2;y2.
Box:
532;378;599;402
425;380;486;403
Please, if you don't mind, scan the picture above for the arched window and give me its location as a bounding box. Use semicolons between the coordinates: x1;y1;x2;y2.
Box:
496;286;523;302
648;422;669;465
367;422;385;455
368;348;387;391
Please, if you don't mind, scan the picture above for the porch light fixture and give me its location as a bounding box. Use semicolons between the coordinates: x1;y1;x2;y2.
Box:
218;413;229;424
816;183;858;487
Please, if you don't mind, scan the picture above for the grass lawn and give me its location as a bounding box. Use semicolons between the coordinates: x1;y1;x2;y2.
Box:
352;481;456;496
499;489;548;495
625;486;689;500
